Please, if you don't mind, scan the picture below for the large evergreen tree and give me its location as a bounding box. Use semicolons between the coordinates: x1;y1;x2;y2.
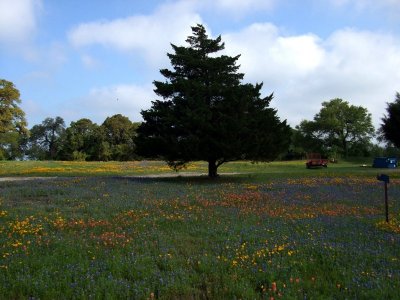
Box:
136;24;290;177
380;92;400;148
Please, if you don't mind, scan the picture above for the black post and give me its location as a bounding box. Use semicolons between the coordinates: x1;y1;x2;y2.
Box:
384;182;389;223
377;174;390;223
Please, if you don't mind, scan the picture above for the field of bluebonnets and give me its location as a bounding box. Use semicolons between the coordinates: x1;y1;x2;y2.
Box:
0;160;399;299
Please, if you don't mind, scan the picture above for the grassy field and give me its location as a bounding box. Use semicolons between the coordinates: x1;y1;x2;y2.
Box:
0;160;399;299
1;158;399;178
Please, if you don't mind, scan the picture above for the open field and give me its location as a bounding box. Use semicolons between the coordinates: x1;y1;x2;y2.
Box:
0;160;399;299
1;159;400;178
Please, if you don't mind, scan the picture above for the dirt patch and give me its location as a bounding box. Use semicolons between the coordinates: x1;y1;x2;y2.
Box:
0;177;59;182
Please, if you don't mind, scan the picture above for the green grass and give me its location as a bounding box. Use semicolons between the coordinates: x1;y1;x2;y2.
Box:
0;160;177;177
0;160;399;299
1;158;398;179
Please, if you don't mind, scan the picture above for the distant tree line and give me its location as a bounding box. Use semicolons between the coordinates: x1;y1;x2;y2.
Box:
1;77;399;164
0;79;140;161
24;114;140;161
291;98;375;160
1;25;400;171
287;96;400;160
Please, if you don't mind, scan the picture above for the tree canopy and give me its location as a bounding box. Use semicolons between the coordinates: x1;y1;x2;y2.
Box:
58;118;99;161
26;114;140;161
101;114;139;161
296;98;374;158
27;117;66;160
136;24;291;177
380;92;400;148
0;79;29;159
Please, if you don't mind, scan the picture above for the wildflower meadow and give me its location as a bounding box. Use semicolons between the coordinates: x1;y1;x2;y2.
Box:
0;160;399;299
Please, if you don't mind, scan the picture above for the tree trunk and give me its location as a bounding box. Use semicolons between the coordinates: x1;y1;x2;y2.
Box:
208;160;218;178
343;139;348;158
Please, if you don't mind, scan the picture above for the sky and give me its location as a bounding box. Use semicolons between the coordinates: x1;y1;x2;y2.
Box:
1;0;400;130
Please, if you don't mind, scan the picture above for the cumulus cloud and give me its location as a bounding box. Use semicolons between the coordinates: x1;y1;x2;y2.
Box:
68;1;203;66
22;42;68;81
64;83;156;124
202;0;276;15
223;23;325;86
0;0;42;44
68;0;276;66
68;19;400;129
65;1;399;129
223;24;400;128
81;54;99;69
330;0;400;11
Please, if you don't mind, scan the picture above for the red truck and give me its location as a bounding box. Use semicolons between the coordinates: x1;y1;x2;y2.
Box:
306;153;328;169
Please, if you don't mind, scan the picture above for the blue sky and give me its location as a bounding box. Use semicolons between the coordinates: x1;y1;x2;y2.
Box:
1;0;400;129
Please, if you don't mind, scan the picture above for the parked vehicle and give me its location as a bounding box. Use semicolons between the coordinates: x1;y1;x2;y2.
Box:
306;153;328;169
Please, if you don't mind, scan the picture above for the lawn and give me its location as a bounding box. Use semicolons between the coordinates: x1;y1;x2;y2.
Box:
1;158;399;178
0;160;399;299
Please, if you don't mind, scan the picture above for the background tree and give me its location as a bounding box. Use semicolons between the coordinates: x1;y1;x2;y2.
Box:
296;99;374;158
27;117;65;160
0;79;29;160
58;118;99;161
379;92;400;148
294;121;326;156
136;24;291;177
101;114;139;161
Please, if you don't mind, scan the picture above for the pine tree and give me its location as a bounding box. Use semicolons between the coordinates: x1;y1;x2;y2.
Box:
380;92;400;148
136;24;290;177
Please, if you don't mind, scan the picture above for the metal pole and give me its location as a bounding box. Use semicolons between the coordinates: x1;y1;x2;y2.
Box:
385;182;389;223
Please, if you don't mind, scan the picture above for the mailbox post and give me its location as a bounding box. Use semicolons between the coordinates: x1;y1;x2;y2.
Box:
377;174;389;222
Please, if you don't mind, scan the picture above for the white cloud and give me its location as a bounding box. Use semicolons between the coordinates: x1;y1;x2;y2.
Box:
22;42;68;81
206;0;276;14
68;1;203;66
0;0;42;44
47;42;68;66
330;0;400;11
68;19;400;130
23;83;155;127
223;24;400;128
64;1;399;130
223;23;325;85
81;54;99;69
64;83;156;124
21;98;47;127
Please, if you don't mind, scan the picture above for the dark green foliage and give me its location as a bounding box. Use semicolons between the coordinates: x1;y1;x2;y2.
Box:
136;24;291;177
293;122;326;156
28;115;139;161
380;92;400;148
27;117;66;160
0;79;29;160
100;114;139;161
58;118;100;161
296;99;375;158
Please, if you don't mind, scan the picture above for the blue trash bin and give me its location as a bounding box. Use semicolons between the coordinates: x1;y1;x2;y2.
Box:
373;157;397;168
